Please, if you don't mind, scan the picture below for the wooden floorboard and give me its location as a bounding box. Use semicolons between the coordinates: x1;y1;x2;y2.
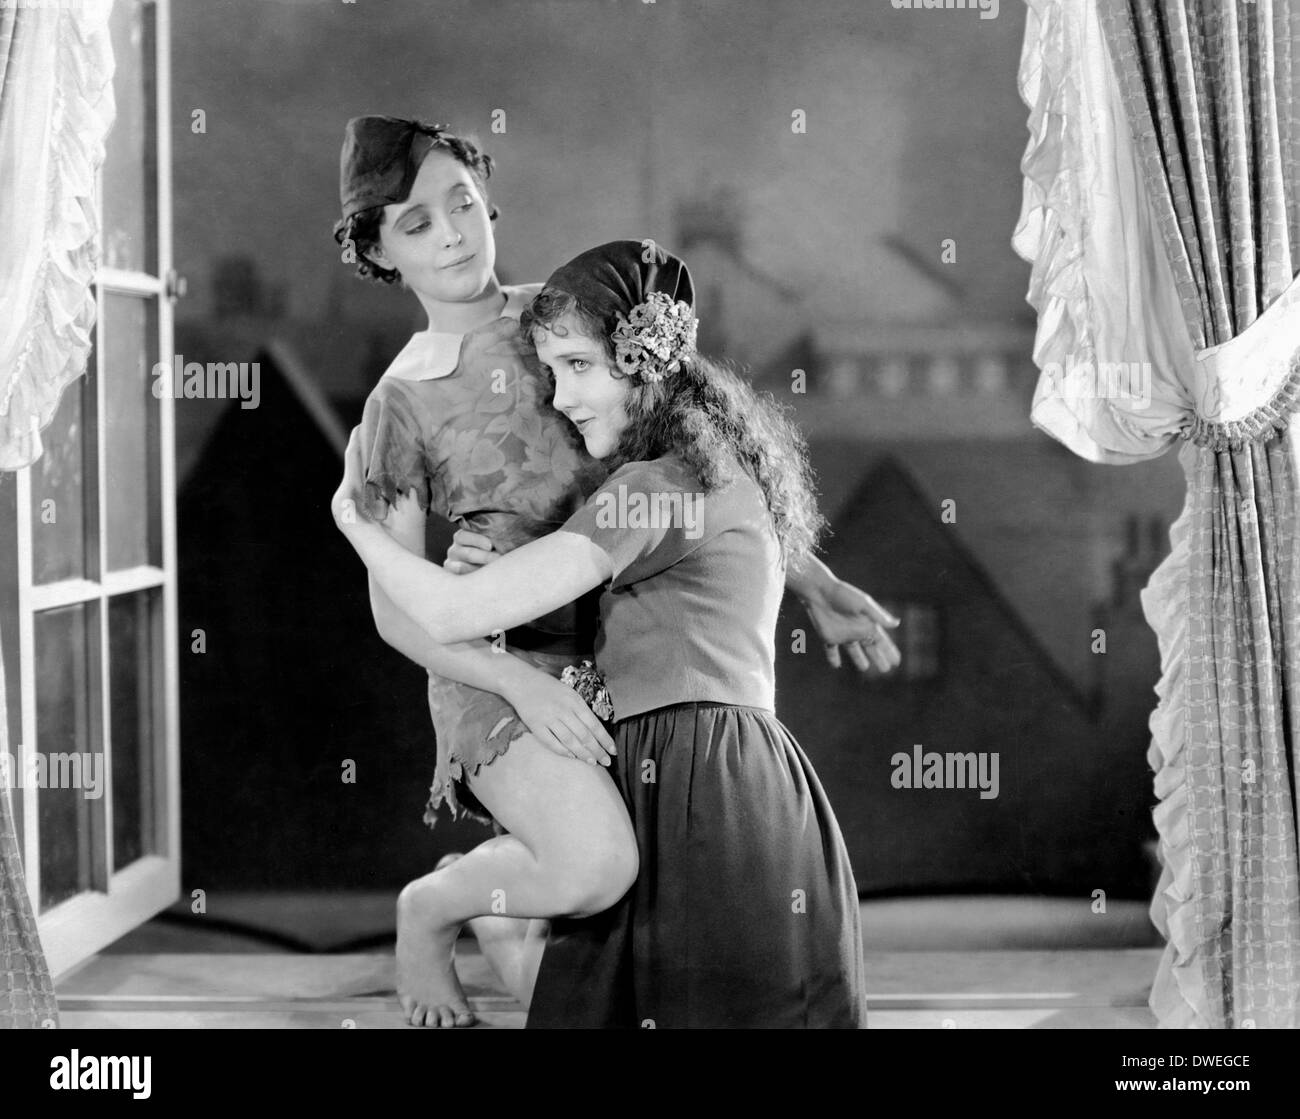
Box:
57;948;1162;1029
59;950;506;1001
57;1007;528;1030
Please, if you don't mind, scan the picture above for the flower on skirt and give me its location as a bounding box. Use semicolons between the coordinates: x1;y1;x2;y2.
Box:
561;660;615;720
611;291;699;383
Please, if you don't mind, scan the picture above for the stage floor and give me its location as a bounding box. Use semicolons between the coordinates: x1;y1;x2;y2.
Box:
57;946;1161;1029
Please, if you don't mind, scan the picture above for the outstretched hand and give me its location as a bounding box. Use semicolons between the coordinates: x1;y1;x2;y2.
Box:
803;579;902;674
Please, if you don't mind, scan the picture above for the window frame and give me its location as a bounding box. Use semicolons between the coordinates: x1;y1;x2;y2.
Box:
14;0;179;977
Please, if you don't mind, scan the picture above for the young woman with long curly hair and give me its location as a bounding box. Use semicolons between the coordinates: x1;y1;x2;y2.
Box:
334;239;880;1028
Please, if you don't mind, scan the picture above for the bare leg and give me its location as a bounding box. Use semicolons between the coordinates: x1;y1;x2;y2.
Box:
465;914;549;1007
396;732;636;1027
434;854;549;1007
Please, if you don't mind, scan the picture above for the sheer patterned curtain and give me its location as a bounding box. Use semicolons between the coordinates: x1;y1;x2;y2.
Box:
0;652;57;1028
0;0;116;1028
1017;0;1300;1029
1098;0;1300;1031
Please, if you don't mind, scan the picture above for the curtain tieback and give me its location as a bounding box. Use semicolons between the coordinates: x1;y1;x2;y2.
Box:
1183;276;1300;452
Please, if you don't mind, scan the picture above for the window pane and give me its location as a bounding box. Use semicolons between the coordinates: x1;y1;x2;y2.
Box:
30;372;96;585
109;588;164;869
103;0;157;274
103;293;162;571
35;603;106;910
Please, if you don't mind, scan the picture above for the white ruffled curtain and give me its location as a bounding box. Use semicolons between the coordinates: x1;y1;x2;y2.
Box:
0;0;115;1028
0;0;115;470
1016;0;1300;1028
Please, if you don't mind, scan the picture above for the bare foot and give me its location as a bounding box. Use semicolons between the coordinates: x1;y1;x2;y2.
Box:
396;867;476;1028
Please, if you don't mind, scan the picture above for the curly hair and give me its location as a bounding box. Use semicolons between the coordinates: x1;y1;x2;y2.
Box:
331;122;498;286
522;287;826;567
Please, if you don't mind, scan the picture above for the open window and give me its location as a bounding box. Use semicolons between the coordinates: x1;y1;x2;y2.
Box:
0;0;178;977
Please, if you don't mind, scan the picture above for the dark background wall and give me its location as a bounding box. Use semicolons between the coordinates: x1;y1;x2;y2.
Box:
169;0;1185;895
780;454;1161;898
170;0;1035;349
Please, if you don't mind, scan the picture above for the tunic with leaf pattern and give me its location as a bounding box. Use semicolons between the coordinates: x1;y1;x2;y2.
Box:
358;286;606;824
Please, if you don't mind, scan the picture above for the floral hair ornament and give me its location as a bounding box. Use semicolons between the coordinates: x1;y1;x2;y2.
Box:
611;291;699;383
537;240;697;378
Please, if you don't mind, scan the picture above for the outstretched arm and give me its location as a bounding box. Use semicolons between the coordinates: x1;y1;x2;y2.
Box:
441;526;904;677
786;553;902;674
334;428;611;647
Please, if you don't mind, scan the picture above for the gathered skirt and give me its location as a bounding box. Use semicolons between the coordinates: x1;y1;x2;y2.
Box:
526;702;868;1029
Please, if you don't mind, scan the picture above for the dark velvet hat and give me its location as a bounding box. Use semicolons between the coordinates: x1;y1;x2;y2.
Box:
339;115;446;220
544;240;695;328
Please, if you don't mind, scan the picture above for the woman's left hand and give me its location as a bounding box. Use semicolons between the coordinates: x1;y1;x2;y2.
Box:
331;426;374;532
803;579;902;674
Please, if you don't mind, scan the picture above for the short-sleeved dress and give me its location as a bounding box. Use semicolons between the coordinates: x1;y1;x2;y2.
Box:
359;285;607;825
525;454;868;1029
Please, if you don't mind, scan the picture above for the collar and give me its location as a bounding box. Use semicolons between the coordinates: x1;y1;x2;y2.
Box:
383;282;541;383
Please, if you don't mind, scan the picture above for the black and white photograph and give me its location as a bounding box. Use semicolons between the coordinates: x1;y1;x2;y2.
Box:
1;0;1298;1062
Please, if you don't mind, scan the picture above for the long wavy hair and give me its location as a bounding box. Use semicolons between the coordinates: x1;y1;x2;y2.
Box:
522;287;826;567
